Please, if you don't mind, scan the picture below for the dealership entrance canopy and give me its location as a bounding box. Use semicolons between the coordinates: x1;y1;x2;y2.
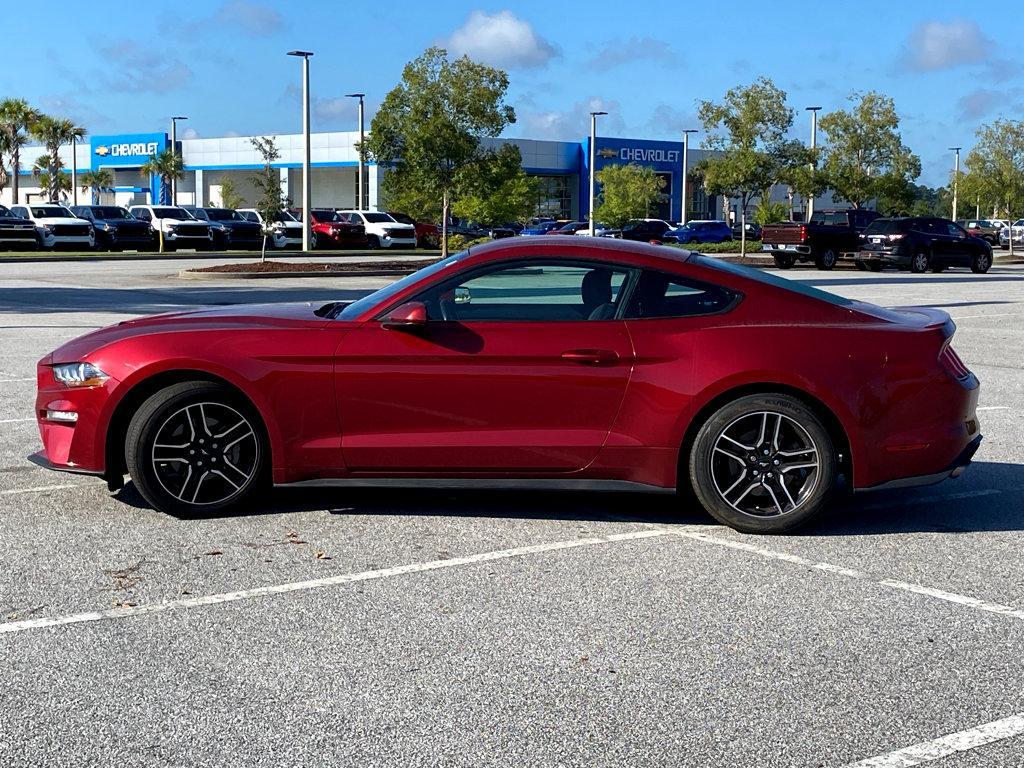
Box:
7;129;818;221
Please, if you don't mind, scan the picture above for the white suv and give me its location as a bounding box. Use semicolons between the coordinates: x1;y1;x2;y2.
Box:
335;210;415;249
10;204;94;250
128;205;213;251
238;208;303;249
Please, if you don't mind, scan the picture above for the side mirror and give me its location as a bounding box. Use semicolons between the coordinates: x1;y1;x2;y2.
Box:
453;286;471;305
382;301;428;331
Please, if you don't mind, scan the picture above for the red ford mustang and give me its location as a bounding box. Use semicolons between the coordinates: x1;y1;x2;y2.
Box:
33;237;981;533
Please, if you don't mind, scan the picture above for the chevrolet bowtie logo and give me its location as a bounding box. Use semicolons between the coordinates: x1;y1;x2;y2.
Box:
597;148;618;159
94;145;110;156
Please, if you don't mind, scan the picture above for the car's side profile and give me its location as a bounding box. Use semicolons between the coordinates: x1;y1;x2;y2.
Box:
34;237;981;533
857;217;993;273
663;220;732;244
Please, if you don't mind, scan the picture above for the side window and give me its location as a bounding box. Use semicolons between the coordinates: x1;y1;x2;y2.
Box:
624;270;738;320
414;262;632;322
946;222;965;238
133;209;152;222
11;206;28;218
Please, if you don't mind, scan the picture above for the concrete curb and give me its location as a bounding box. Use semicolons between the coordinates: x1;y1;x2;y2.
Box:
178;268;413;280
0;249;439;264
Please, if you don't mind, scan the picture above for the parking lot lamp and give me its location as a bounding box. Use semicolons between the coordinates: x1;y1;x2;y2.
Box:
805;106;821;221
71;128;85;206
346;93;365;210
288;51;314;251
680;129;698;225
170;116;188;205
589;111;607;236
950;146;961;222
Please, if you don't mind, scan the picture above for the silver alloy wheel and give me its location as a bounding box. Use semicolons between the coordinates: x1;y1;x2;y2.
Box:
912;252;929;272
710;411;820;518
151;401;259;506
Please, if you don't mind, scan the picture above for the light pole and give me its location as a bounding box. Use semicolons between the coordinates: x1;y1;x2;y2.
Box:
680;129;698;225
950;146;961;222
345;93;366;210
588;110;607;236
805;106;821;221
71;129;84;206
288;51;314;251
170;116;188;205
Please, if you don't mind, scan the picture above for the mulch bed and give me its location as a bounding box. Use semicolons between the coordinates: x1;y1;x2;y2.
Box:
189;260;438;274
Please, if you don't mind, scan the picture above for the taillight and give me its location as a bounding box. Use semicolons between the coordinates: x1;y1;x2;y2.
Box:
799;225;807;241
940;344;972;381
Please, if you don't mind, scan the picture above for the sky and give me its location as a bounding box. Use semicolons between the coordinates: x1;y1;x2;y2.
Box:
4;0;1022;186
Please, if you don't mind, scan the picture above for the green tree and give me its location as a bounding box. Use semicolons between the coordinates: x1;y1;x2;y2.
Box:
0;98;41;205
29;115;84;202
697;78;793;256
773;138;827;221
818;91;921;210
249;137;290;261
139;148;184;205
218;176;246;209
592;163;666;230
365;46;516;257
79;169;114;203
753;197;788;226
962;119;1024;255
31;154;70;199
452;144;539;226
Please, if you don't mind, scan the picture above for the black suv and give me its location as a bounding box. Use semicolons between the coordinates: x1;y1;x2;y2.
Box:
71;205;155;251
618;219;674;242
0;204;39;250
857;217;993;273
183;207;263;250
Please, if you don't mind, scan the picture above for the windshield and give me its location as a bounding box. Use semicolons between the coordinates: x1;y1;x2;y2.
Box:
204;209;244;221
389;212;414;224
312;210;343;223
91;206;132;220
278;210;299;222
32;206;74;218
151;207;194;219
335;254;464;320
0;205;12;217
363;212;395;223
692;255;853;308
863;219;907;236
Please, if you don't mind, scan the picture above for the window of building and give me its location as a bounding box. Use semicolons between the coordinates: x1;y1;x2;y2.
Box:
532;175;574;220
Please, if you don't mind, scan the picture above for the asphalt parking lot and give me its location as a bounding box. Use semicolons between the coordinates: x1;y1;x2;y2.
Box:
1;256;1023;766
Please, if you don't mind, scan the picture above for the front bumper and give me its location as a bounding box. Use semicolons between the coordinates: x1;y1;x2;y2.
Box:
34;360;118;475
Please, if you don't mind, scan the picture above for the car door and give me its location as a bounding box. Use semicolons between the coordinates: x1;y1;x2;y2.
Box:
334;259;637;472
943;221;973;265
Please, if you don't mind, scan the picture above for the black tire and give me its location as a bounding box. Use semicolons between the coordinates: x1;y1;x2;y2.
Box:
867;261;883;272
367;235;380;250
971;251;992;274
310;232;319;250
854;260;868;271
773;253;796;269
688;393;836;534
125;381;268;516
814;248;838;270
910;250;929;273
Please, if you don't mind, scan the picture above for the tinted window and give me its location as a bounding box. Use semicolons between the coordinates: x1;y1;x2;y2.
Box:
415;261;631;322
363;212;394;223
692;255;854;308
31;206;73;218
0;205;12;217
151;207;193;219
204;209;244;221
945;222;965;237
625;271;738;319
863;219;908;236
91;206;132;220
11;207;28;217
132;209;152;221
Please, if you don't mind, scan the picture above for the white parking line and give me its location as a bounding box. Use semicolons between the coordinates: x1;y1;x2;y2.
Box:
0;529;666;635
0;483;90;496
850;712;1024;767
977;406;1012;411
674;530;1024;622
0;417;34;423
0;377;34;383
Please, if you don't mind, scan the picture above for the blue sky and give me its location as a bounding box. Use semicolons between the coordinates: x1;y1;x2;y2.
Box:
4;0;1021;186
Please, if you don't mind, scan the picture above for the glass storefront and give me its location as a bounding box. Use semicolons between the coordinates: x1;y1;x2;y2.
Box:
532;174;575;219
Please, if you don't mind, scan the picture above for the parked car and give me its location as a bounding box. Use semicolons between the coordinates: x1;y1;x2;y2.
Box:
550;221;590;235
308;209;368;249
616;219;674;242
238;208;303;249
34;237;981;535
519;220;564;236
663;220;733;245
998;219;1024;250
70;205;155;252
731;221;762;240
183;207;263;250
128;205;213;251
336;210;416;249
388;212;440;248
574;222;613;237
856;217;993;273
10;204;94;250
957;219;1000;246
0;204;42;250
761;209;880;269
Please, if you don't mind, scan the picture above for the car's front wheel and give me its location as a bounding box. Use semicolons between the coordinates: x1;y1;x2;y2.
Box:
688;394;836;533
814;248;838;270
125;381;268;516
971;251;992;274
910;250;930;273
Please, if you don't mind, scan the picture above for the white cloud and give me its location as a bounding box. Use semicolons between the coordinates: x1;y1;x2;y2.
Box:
212;0;284;35
585;37;679;72
96;40;192;92
901;20;991;72
519;97;625;141
444;10;557;70
182;127;200;140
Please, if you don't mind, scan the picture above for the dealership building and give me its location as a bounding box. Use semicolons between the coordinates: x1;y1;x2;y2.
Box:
5;129;829;222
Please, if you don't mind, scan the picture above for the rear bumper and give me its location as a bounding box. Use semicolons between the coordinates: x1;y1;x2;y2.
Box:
855;434;982;492
763;243;811;255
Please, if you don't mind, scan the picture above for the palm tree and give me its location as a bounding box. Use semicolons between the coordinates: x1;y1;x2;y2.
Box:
32;154;70;199
139;149;184;205
29;115;85;202
79;169;114;204
0;98;41;205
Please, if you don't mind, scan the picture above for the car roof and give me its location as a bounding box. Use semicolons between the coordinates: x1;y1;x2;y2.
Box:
464;234;695;268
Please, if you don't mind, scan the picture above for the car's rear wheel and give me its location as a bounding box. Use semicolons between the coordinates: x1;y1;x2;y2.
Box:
310;232;319;250
910;250;930;273
814;248;838;270
971;251;992;273
773;253;796;269
125;381;267;516
367;235;380;249
689;394;836;533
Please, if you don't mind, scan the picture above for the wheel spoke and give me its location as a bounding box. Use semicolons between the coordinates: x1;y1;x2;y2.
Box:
222;429;254;452
755;412;768;446
772;413;783;450
762;481;785;515
153;443;189;462
219;456;251;488
777;446;816;458
780;461;818;473
713;446;745;464
731;481;759;506
214;419;248;441
775;476;797;509
720;468;747;497
720;433;755;452
197;404;213;437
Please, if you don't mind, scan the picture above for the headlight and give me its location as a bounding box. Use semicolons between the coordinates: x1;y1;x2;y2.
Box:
167;225;178;233
52;362;109;387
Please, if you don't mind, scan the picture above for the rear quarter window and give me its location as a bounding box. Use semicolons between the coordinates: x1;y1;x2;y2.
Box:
691;255;853;308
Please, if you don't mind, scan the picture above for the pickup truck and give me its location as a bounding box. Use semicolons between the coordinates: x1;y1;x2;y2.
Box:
761;209;880;269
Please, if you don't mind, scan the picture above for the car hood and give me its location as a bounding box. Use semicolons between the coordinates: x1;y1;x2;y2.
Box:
97;218;148;226
32;217;91;226
49;302;342;363
0;217;33;225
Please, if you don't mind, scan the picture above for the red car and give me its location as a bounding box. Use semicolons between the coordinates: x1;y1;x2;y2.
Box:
388;211;440;248
33;237;981;533
307;209;368;249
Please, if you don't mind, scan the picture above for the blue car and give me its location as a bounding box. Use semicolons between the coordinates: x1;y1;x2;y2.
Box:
663;220;733;244
519;220;563;236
